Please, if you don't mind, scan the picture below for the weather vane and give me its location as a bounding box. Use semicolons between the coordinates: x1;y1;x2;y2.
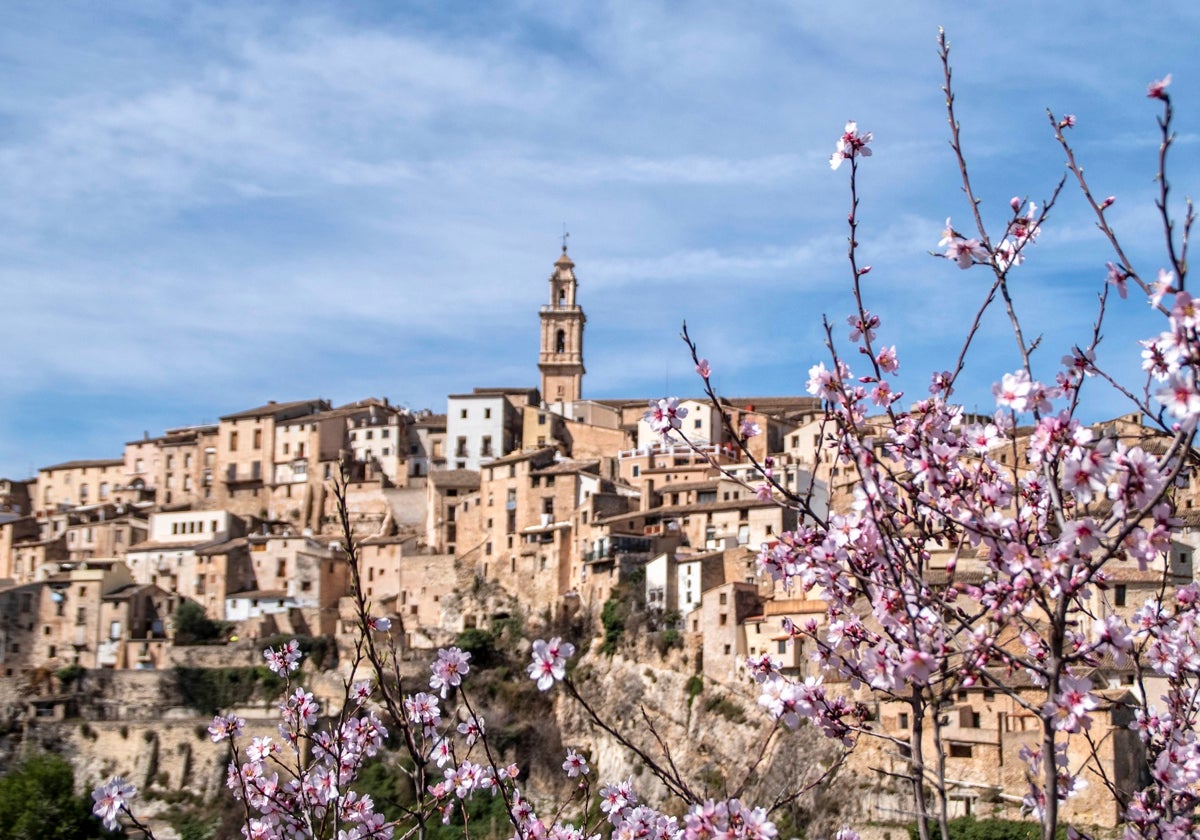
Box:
562;224;570;253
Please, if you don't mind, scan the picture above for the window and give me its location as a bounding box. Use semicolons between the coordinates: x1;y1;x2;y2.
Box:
1115;585;1127;607
949;743;973;759
283;442;290;454
366;430;373;440
456;437;468;458
898;712;910;729
253;429;262;449
694;418;702;429
484;408;492;419
538;414;546;426
481;436;493;457
719;613;727;626
229;430;238;450
99;482;109;500
460;409;468;419
381;429;389;439
719;592;728;605
555;330;566;353
777;640;787;655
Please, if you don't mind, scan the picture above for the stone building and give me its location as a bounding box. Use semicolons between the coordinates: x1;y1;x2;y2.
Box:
424;469;481;557
34;458;128;515
223;533;348;637
0;478;31;514
214;399;330;516
96;583;175;669
124;510;244;611
0;559;134;674
445;388;537;472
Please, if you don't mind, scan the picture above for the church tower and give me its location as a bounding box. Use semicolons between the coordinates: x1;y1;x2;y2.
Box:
538;246;586;407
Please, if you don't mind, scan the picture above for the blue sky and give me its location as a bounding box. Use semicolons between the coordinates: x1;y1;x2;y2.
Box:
1;2;1198;478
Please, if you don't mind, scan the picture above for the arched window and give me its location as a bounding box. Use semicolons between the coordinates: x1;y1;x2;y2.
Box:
555;329;566;353
558;289;566;305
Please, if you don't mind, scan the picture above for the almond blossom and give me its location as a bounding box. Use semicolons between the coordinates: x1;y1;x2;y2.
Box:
92;777;136;831
829;120;872;170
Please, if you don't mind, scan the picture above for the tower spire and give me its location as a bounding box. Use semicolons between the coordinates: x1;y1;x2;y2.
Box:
538;240;586;407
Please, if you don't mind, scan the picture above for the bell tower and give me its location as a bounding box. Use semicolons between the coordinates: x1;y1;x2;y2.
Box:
538;245;586;407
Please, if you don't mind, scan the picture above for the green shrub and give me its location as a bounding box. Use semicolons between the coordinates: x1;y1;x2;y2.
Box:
54;664;85;687
907;816;1068;840
173;666;285;714
600;596;627;656
703;695;746;723
454;628;501;669
0;753;115;840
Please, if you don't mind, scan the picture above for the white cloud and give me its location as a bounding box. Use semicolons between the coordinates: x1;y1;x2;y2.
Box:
0;3;1199;474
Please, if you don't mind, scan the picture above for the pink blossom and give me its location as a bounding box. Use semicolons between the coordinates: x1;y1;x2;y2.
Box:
1148;73;1172;100
1105;262;1128;298
562;748;589;777
644;397;688;434
368;616;391;633
740;418;761;439
1044;674;1097;732
92;777;136;831
695;358;711;379
430;647;471;697
992;370;1033;413
875;345;899;373
1157;369;1200;421
806;362;838;400
1150;268;1175;308
528;637;576;690
829;120;872;170
944;236;989;269
208;713;246;743
847;311;879;342
264;639;302;675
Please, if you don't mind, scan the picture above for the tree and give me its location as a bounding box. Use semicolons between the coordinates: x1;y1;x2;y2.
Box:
0;754;115;840
171;600;223;645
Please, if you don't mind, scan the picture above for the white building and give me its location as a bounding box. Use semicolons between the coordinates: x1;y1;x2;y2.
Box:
445;389;535;471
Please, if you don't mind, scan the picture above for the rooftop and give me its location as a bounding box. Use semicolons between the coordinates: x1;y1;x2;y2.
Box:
41;458;124;472
219;398;329;422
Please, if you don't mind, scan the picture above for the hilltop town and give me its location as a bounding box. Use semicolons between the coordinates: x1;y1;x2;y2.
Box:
1;247;1195;830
